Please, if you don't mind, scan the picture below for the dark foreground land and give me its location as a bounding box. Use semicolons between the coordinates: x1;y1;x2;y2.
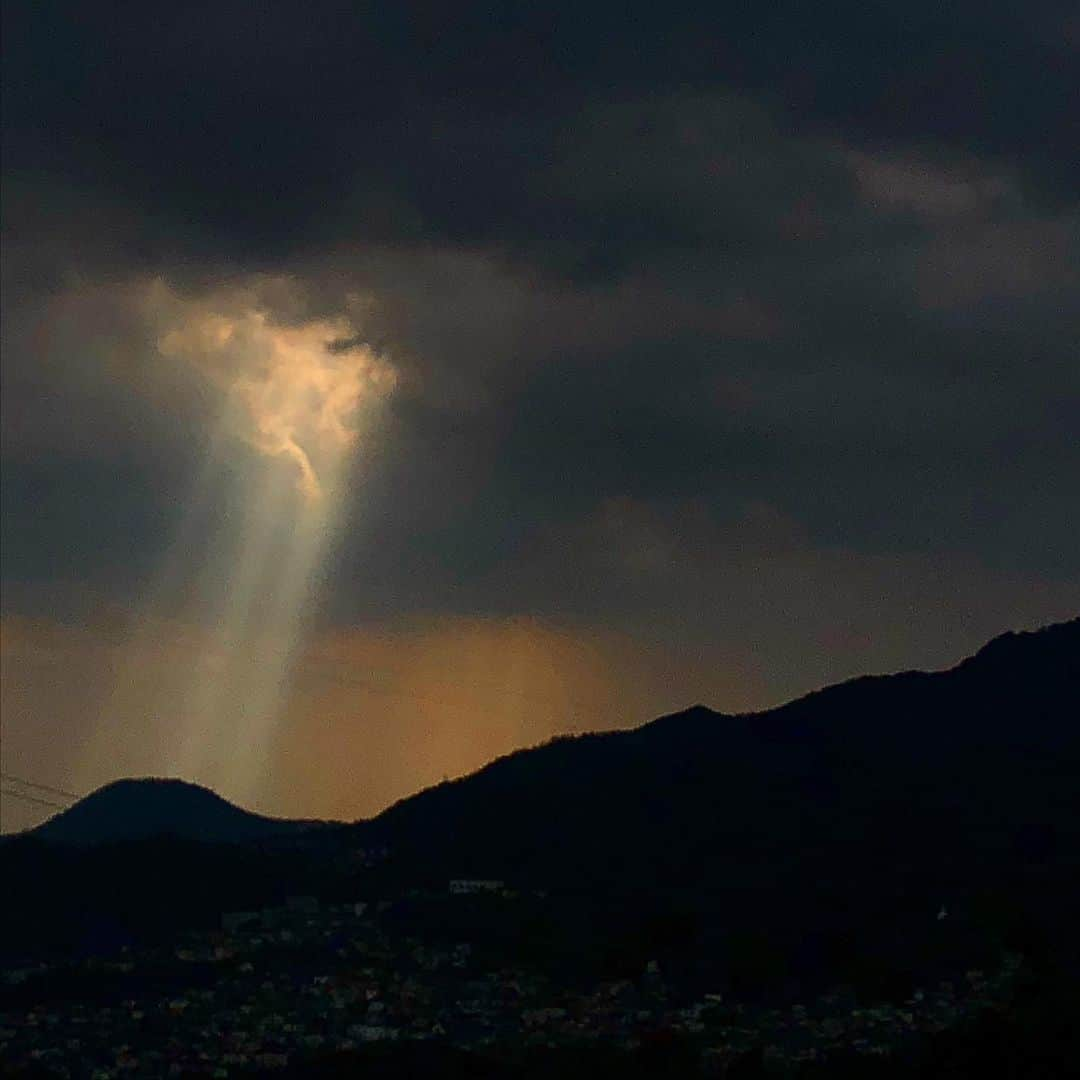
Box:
1;885;1077;1078
2;619;1078;1076
1;884;1076;1078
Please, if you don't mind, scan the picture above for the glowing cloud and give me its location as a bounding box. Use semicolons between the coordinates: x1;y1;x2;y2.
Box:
74;278;397;805
155;288;395;500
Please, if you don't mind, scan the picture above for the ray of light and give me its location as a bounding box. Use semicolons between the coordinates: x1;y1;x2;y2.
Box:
78;279;395;808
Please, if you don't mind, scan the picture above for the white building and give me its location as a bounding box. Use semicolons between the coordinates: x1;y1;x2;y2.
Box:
448;879;505;895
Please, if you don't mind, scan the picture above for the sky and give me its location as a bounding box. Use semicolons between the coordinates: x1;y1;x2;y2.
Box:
2;2;1078;831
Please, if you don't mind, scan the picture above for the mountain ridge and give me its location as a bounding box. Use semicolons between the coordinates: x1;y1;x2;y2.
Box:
371;614;1078;786
13;616;1078;856
1;616;1076;979
350;616;1079;898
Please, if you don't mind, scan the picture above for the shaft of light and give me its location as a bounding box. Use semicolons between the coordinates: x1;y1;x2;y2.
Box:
79;283;395;809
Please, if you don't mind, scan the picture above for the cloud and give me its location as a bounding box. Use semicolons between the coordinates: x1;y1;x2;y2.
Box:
150;280;397;499
915;214;1080;310
477;496;1080;696
2;272;397;482
5;2;1076;269
848;149;1014;220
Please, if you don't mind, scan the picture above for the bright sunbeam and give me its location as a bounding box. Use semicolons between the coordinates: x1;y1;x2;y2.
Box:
79;279;396;806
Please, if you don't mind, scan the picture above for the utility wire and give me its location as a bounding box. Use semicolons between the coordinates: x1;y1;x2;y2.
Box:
297;665;601;728
0;772;80;802
0;786;70;811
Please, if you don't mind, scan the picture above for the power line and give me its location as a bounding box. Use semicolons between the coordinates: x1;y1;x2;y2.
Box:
0;786;69;812
0;773;80;802
300;664;602;726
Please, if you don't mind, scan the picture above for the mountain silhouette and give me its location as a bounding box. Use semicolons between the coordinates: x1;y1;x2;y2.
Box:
29;777;326;847
3;618;1077;980
349;617;1080;962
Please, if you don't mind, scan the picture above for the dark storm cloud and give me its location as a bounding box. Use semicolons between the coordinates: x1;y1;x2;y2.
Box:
2;0;1078;616
4;1;1077;268
5;2;1080;832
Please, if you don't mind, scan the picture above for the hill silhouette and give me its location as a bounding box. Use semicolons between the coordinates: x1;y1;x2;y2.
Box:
343;618;1079;989
355;618;1079;884
2;617;1077;988
29;777;326;847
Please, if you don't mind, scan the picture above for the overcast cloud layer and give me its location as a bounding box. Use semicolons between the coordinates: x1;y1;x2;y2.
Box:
2;2;1078;827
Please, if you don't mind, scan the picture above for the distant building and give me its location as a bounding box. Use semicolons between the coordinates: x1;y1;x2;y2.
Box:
449;879;505;895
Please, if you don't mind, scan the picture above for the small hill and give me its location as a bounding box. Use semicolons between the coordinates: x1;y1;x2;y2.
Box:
29;777;326;847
